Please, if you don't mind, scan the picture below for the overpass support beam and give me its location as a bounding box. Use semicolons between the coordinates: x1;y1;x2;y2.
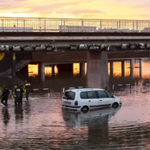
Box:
40;62;45;82
87;51;109;89
52;65;54;76
110;61;113;77
130;59;134;78
139;59;142;78
80;63;85;76
121;60;125;77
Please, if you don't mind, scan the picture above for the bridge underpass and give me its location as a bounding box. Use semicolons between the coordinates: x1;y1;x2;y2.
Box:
1;50;149;74
0;32;150;88
0;51;148;89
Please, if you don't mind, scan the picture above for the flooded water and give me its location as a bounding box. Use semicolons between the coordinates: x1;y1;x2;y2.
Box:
0;86;150;149
1;59;150;149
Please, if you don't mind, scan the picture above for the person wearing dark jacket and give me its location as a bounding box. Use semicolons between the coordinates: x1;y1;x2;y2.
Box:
13;85;22;106
1;85;10;106
24;80;32;100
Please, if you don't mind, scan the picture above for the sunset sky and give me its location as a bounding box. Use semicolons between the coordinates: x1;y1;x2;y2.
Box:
0;0;150;19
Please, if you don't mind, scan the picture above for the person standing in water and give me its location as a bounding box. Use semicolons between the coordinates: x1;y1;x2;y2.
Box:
13;85;21;106
24;80;32;100
1;85;10;106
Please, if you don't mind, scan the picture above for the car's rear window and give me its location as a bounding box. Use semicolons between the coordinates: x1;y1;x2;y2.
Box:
64;91;75;100
80;91;98;99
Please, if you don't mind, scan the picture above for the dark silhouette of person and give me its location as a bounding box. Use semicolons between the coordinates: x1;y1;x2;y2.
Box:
24;80;32;100
13;85;21;106
1;85;10;106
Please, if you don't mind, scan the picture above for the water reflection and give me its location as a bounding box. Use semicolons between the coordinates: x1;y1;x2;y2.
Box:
0;90;149;149
62;107;121;128
24;101;31;115
14;106;23;122
1;58;150;149
63;107;121;147
2;107;10;126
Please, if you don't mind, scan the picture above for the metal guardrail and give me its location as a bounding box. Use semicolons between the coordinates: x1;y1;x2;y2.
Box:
2;88;62;99
0;17;150;32
8;88;50;93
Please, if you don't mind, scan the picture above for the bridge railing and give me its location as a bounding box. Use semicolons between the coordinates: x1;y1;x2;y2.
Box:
0;17;150;32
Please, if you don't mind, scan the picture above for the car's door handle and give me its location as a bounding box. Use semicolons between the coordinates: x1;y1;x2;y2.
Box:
99;100;102;101
88;100;91;102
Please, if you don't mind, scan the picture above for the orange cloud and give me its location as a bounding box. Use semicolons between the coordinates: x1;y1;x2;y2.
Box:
0;0;150;19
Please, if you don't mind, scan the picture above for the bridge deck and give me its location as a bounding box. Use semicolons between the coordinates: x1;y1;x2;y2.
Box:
0;32;149;52
0;32;150;36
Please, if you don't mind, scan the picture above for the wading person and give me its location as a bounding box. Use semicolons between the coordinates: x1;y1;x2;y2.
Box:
13;85;21;106
1;85;10;106
24;80;32;100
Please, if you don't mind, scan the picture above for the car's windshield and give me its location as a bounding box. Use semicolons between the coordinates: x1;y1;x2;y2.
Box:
64;91;75;100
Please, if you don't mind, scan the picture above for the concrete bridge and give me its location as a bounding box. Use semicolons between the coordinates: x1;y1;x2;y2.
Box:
0;32;150;51
1;17;150;89
0;32;149;89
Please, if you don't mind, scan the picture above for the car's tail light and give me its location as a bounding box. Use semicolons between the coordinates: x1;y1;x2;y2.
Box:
74;101;78;106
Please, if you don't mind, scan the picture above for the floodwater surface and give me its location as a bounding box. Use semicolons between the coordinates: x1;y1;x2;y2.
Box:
1;59;150;149
0;85;150;150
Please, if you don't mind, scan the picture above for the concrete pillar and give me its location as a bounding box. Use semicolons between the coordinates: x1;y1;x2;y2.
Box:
80;63;85;76
130;59;134;78
12;52;16;77
109;61;113;77
121;60;125;77
139;59;142;78
51;65;54;76
41;62;45;82
87;51;109;89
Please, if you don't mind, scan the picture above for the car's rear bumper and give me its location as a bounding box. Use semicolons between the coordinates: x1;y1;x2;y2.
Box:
62;105;81;111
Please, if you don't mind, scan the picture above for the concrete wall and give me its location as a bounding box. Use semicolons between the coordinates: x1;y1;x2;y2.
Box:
32;51;149;63
32;51;87;63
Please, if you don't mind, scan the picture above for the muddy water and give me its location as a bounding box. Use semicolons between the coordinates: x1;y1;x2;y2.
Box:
0;85;150;150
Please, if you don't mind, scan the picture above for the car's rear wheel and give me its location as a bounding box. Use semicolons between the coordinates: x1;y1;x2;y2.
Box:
81;106;89;113
112;102;119;108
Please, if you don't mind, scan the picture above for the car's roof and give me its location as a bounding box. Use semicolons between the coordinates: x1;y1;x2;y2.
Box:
66;88;104;92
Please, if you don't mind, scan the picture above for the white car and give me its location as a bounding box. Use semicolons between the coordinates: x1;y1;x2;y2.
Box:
62;88;122;113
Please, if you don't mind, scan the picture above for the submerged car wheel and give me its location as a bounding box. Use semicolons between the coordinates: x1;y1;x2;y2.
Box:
112;102;119;108
81;106;89;113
